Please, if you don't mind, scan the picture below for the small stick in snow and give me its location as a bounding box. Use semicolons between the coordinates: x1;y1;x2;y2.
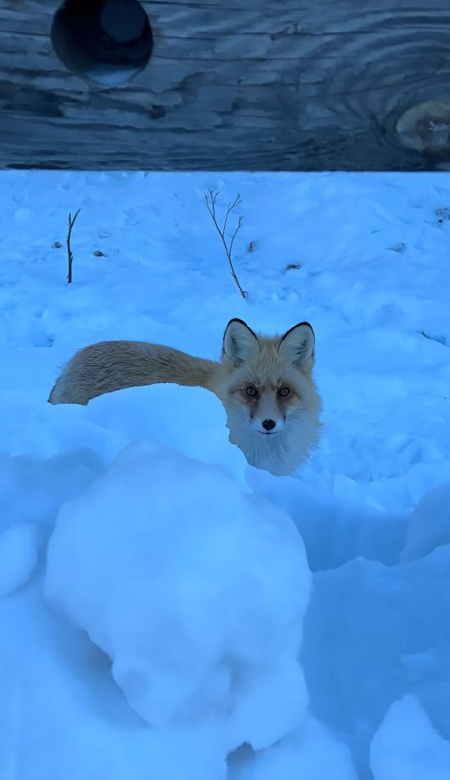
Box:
204;190;247;299
66;209;80;284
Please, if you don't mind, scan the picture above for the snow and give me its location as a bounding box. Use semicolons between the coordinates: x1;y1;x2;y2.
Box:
301;541;450;775
0;523;39;597
45;439;310;746
230;717;358;780
370;695;450;780
1;170;450;778
401;480;450;562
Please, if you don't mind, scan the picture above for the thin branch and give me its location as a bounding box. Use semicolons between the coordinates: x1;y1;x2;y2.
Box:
204;190;247;299
228;215;243;257
66;209;80;284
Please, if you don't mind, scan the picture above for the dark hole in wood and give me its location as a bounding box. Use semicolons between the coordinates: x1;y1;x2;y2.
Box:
51;0;153;85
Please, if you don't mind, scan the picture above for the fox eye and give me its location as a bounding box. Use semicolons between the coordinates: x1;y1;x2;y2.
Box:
246;386;258;398
279;386;290;397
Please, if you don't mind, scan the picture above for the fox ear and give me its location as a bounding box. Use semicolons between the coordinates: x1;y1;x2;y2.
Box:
278;322;315;370
223;319;259;365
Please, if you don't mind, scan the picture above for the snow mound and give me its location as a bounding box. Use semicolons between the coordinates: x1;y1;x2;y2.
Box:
45;440;310;752
84;383;249;485
370;695;450;780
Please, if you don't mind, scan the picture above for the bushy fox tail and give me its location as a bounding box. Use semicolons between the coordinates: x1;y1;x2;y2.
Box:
48;340;218;406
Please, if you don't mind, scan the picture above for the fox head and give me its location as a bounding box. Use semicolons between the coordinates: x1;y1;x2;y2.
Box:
216;319;321;476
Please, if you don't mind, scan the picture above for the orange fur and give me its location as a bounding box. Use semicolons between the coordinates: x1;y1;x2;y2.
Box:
48;320;321;475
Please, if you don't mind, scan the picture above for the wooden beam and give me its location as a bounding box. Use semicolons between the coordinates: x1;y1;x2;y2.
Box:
0;0;450;170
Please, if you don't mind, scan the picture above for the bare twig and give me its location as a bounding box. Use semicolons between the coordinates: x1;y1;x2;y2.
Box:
204;190;247;299
66;209;80;284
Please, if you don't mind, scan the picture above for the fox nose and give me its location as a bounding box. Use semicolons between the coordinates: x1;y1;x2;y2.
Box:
262;419;276;431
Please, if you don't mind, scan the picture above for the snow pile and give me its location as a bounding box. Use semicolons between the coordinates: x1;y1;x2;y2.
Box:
45;439;310;754
370;695;450;780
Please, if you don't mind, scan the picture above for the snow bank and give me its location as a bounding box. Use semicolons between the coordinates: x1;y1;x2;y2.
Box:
302;536;450;775
1;377;247;484
84;383;249;485
370;695;450;780
45;439;310;753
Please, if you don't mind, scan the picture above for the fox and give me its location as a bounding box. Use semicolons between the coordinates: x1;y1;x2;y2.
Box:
48;319;321;476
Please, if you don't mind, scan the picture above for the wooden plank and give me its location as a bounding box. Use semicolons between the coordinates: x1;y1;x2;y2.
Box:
0;0;449;169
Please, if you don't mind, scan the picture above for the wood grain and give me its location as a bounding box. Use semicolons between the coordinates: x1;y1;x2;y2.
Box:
1;0;450;170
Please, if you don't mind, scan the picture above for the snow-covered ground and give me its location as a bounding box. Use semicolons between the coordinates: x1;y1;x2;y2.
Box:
1;171;449;779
